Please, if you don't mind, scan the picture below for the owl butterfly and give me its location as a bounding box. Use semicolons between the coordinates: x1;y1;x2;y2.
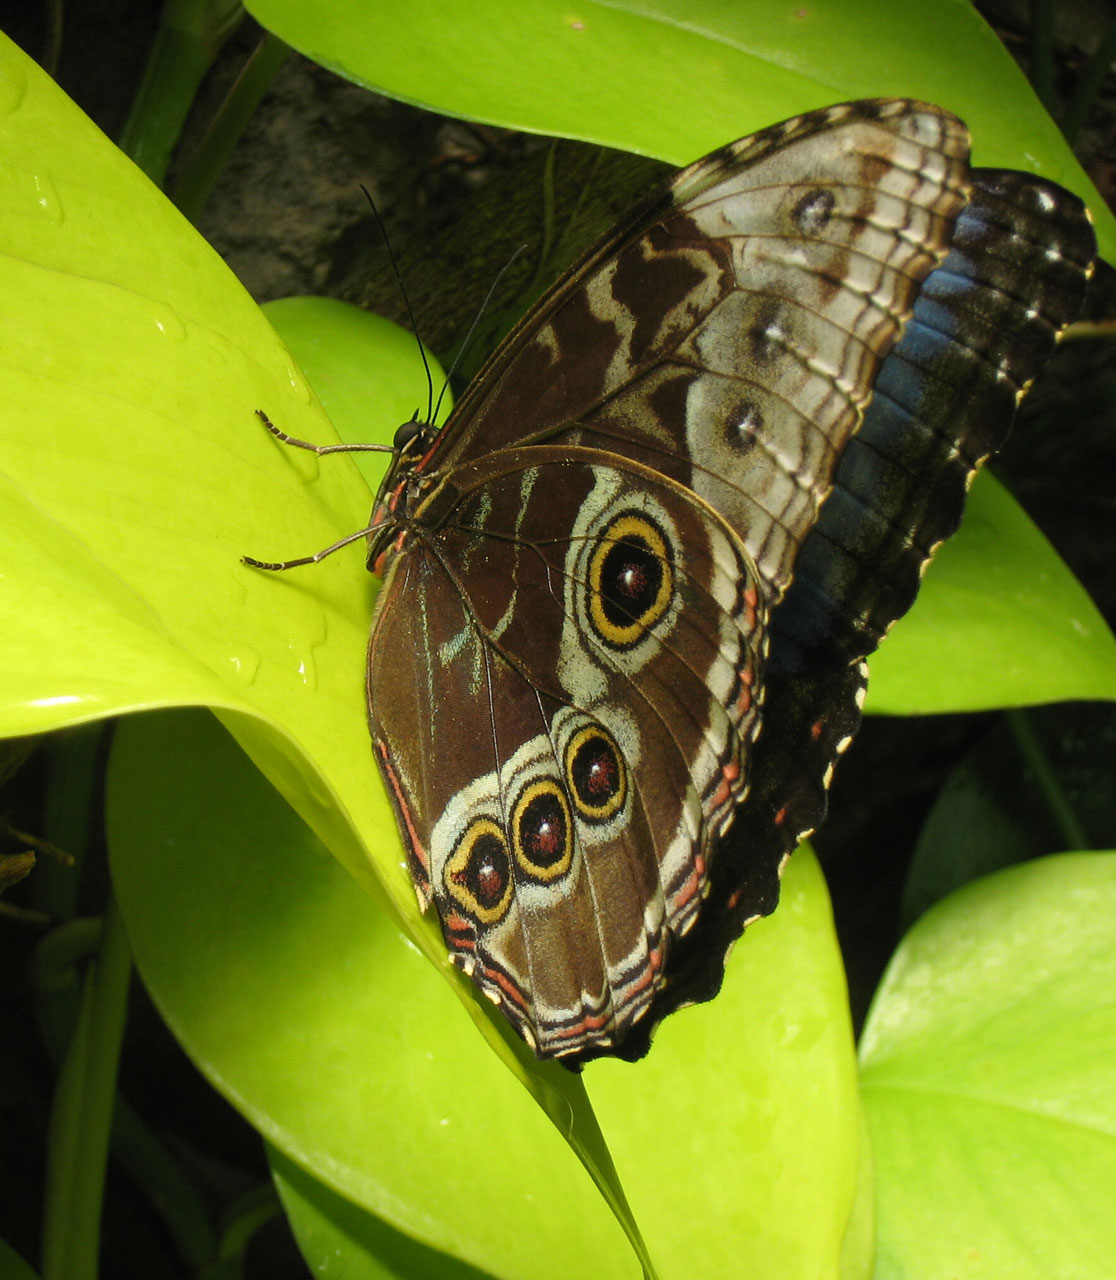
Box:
251;99;1095;1064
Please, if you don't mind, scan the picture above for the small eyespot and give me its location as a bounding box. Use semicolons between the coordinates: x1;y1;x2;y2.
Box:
727;399;764;449
791;187;836;235
444;819;513;924
565;724;627;824
511;780;573;881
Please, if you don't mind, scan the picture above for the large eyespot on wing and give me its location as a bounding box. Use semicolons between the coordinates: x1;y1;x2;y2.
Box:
437;445;768;900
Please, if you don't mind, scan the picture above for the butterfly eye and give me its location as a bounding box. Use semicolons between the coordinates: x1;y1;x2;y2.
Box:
443;819;513;925
511;780;573;882
565;725;627;824
587;512;674;649
393;418;424;451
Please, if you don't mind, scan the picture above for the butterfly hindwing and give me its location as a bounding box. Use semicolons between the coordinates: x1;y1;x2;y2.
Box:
369;451;767;1055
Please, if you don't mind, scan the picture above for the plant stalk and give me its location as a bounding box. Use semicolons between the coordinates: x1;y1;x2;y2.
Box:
41;895;132;1280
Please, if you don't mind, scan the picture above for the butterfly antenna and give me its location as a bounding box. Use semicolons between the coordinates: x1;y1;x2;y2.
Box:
360;184;435;427
431;244;528;426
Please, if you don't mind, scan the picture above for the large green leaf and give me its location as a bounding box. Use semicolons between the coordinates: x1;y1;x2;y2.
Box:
107;709;862;1279
243;0;1114;257
0;34;388;901
859;852;1116;1279
0;16;1110;1276
245;0;1116;243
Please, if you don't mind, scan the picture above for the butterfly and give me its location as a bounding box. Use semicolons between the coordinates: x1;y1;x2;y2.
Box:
248;99;1095;1064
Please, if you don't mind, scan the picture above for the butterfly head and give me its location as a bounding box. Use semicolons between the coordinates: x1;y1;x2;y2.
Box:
392;414;428;454
365;414;444;577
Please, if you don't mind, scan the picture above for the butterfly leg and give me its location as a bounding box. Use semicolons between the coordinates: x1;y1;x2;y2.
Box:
241;525;374;572
244;410;381;570
254;409;392;456
244;410;393;569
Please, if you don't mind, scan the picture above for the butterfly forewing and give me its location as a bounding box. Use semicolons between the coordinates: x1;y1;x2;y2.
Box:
353;99;1095;1062
428;100;969;613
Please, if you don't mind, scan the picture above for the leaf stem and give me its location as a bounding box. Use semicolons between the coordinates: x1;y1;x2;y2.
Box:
1061;19;1116;145
117;0;245;184
1006;708;1090;851
171;30;292;222
1029;0;1056;115
40;894;132;1280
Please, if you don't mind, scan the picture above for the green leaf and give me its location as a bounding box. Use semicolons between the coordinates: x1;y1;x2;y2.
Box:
271;1145;504;1278
0;1239;40;1280
585;851;867;1278
243;0;1114;257
900;704;1116;923
865;473;1116;713
107;709;862;1279
0;31;393;906
859;852;1116;1279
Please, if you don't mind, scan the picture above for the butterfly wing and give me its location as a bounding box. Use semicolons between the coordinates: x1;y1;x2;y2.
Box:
368;450;766;1057
623;169;1096;1055
366;100;1095;1061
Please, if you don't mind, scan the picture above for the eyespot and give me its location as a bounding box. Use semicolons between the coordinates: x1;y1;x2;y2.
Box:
444;819;513;924
586;512;673;649
790;186;836;235
511;779;573;882
565;724;627;823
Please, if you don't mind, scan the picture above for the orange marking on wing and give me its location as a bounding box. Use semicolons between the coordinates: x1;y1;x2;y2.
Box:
488;967;531;1013
671;868;702;912
622;945;665;999
710;758;741;810
444;910;473;940
550;1009;613;1046
376;739;431;887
